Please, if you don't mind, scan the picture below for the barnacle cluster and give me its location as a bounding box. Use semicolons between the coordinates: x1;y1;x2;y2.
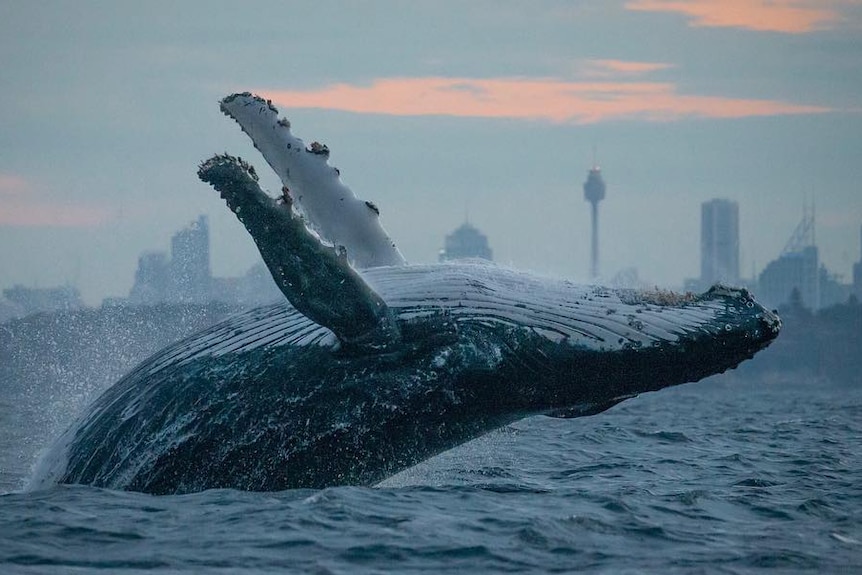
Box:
619;287;699;307
197;153;259;183
307;141;330;156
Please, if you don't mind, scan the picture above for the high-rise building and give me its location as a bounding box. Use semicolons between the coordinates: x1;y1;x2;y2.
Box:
758;245;820;310
129;252;169;305
853;225;862;299
439;222;493;262
757;207;821;310
700;199;739;286
168;215;211;303
583;165;606;279
129;216;212;305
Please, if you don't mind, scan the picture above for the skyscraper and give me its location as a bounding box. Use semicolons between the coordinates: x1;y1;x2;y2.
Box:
583;165;606;279
168;215;211;303
756;207;824;310
853;225;862;299
700;199;739;286
758;245;819;310
129;251;169;305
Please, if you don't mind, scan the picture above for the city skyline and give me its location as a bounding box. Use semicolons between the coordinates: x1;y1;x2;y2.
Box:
3;207;860;321
1;2;860;305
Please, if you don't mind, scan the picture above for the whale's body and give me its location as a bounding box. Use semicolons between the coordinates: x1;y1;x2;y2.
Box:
32;93;780;494
37;264;778;494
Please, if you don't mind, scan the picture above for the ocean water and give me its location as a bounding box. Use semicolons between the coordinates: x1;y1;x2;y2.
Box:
1;374;860;573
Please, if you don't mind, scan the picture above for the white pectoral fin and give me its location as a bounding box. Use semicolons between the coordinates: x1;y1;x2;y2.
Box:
219;92;406;269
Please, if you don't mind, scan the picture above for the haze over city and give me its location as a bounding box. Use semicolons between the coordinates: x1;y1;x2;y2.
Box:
2;1;861;305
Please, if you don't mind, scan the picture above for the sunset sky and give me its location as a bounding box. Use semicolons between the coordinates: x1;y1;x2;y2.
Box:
1;1;861;304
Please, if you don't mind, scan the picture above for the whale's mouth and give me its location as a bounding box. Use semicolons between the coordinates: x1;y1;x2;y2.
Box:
758;306;782;337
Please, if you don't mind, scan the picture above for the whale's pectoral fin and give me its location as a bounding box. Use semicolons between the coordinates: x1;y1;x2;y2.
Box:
198;154;400;352
218;92;405;269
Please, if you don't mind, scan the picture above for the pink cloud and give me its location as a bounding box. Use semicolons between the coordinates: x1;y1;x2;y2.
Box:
0;173;114;228
625;0;846;33
580;59;675;78
263;77;831;125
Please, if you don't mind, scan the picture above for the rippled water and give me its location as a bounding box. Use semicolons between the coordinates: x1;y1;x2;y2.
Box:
1;376;860;573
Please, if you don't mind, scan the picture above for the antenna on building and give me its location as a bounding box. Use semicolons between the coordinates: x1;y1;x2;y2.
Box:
781;203;815;256
811;198;816;247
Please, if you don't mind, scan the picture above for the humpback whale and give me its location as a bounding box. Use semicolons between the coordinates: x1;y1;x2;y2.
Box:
32;94;780;495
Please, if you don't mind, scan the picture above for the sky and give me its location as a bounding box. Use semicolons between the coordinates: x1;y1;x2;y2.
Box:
1;0;861;305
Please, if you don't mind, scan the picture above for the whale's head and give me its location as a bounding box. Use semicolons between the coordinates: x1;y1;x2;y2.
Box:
490;280;782;418
366;264;781;420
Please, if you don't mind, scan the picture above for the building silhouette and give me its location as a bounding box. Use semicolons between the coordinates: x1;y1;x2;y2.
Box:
439;222;493;262
854;225;862;299
701;199;739;286
128;215;281;307
129;252;170;305
1;284;82;319
583;164;606;279
130;216;211;305
756;207;838;310
168;215;211;303
759;245;820;310
210;262;282;306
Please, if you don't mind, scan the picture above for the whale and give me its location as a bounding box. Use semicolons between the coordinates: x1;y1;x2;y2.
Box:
31;94;781;494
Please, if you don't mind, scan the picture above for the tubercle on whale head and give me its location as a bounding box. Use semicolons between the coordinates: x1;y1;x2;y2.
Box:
620;282;781;344
701;283;782;341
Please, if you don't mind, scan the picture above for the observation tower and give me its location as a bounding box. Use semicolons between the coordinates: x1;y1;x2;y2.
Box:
583;163;606;279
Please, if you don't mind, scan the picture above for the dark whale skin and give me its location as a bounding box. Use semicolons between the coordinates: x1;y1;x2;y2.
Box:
39;265;780;494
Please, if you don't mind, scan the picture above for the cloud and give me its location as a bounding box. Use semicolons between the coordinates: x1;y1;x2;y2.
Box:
579;59;675;78
263;76;831;125
0;174;114;228
625;0;846;33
